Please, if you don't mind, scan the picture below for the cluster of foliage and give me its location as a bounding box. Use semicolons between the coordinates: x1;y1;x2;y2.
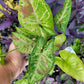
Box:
0;0;84;84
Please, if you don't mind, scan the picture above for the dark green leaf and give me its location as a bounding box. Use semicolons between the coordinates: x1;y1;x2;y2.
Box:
28;37;55;84
54;0;72;33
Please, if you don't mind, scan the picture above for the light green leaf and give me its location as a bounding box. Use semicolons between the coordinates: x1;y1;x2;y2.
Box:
15;79;28;84
18;0;56;38
15;27;32;38
28;37;55;84
13;32;35;54
0;44;4;66
54;34;66;51
55;50;84;82
54;0;72;33
15;74;28;84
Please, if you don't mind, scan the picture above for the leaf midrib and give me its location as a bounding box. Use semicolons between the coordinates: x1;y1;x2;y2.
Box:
30;53;42;82
56;0;70;24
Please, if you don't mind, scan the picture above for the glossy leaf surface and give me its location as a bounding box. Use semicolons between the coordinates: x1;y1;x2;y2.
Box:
55;50;84;82
18;0;56;38
54;34;66;51
54;0;72;33
28;37;55;84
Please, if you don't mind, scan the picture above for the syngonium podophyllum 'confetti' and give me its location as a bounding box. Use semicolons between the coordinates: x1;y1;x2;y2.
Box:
13;0;56;54
15;37;55;84
11;0;84;83
54;0;72;33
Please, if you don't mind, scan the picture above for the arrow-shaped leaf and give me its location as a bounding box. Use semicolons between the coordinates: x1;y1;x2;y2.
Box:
54;34;66;51
18;0;56;38
28;37;55;84
13;32;35;54
54;0;72;33
55;50;84;82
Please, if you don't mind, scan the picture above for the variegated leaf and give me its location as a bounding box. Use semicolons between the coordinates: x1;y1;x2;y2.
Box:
54;0;72;33
54;34;66;51
28;37;55;84
13;32;35;54
18;0;56;38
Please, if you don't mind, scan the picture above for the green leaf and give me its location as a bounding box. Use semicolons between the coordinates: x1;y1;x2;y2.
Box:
49;65;54;75
71;39;82;54
15;79;28;84
0;44;4;66
15;27;32;38
28;37;55;84
55;50;84;82
54;0;72;33
18;0;56;38
15;74;28;84
13;32;36;54
60;74;66;80
54;34;66;51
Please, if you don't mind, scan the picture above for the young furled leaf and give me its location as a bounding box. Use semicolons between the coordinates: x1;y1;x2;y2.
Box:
28;37;55;84
55;50;84;82
54;0;72;33
18;0;56;39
